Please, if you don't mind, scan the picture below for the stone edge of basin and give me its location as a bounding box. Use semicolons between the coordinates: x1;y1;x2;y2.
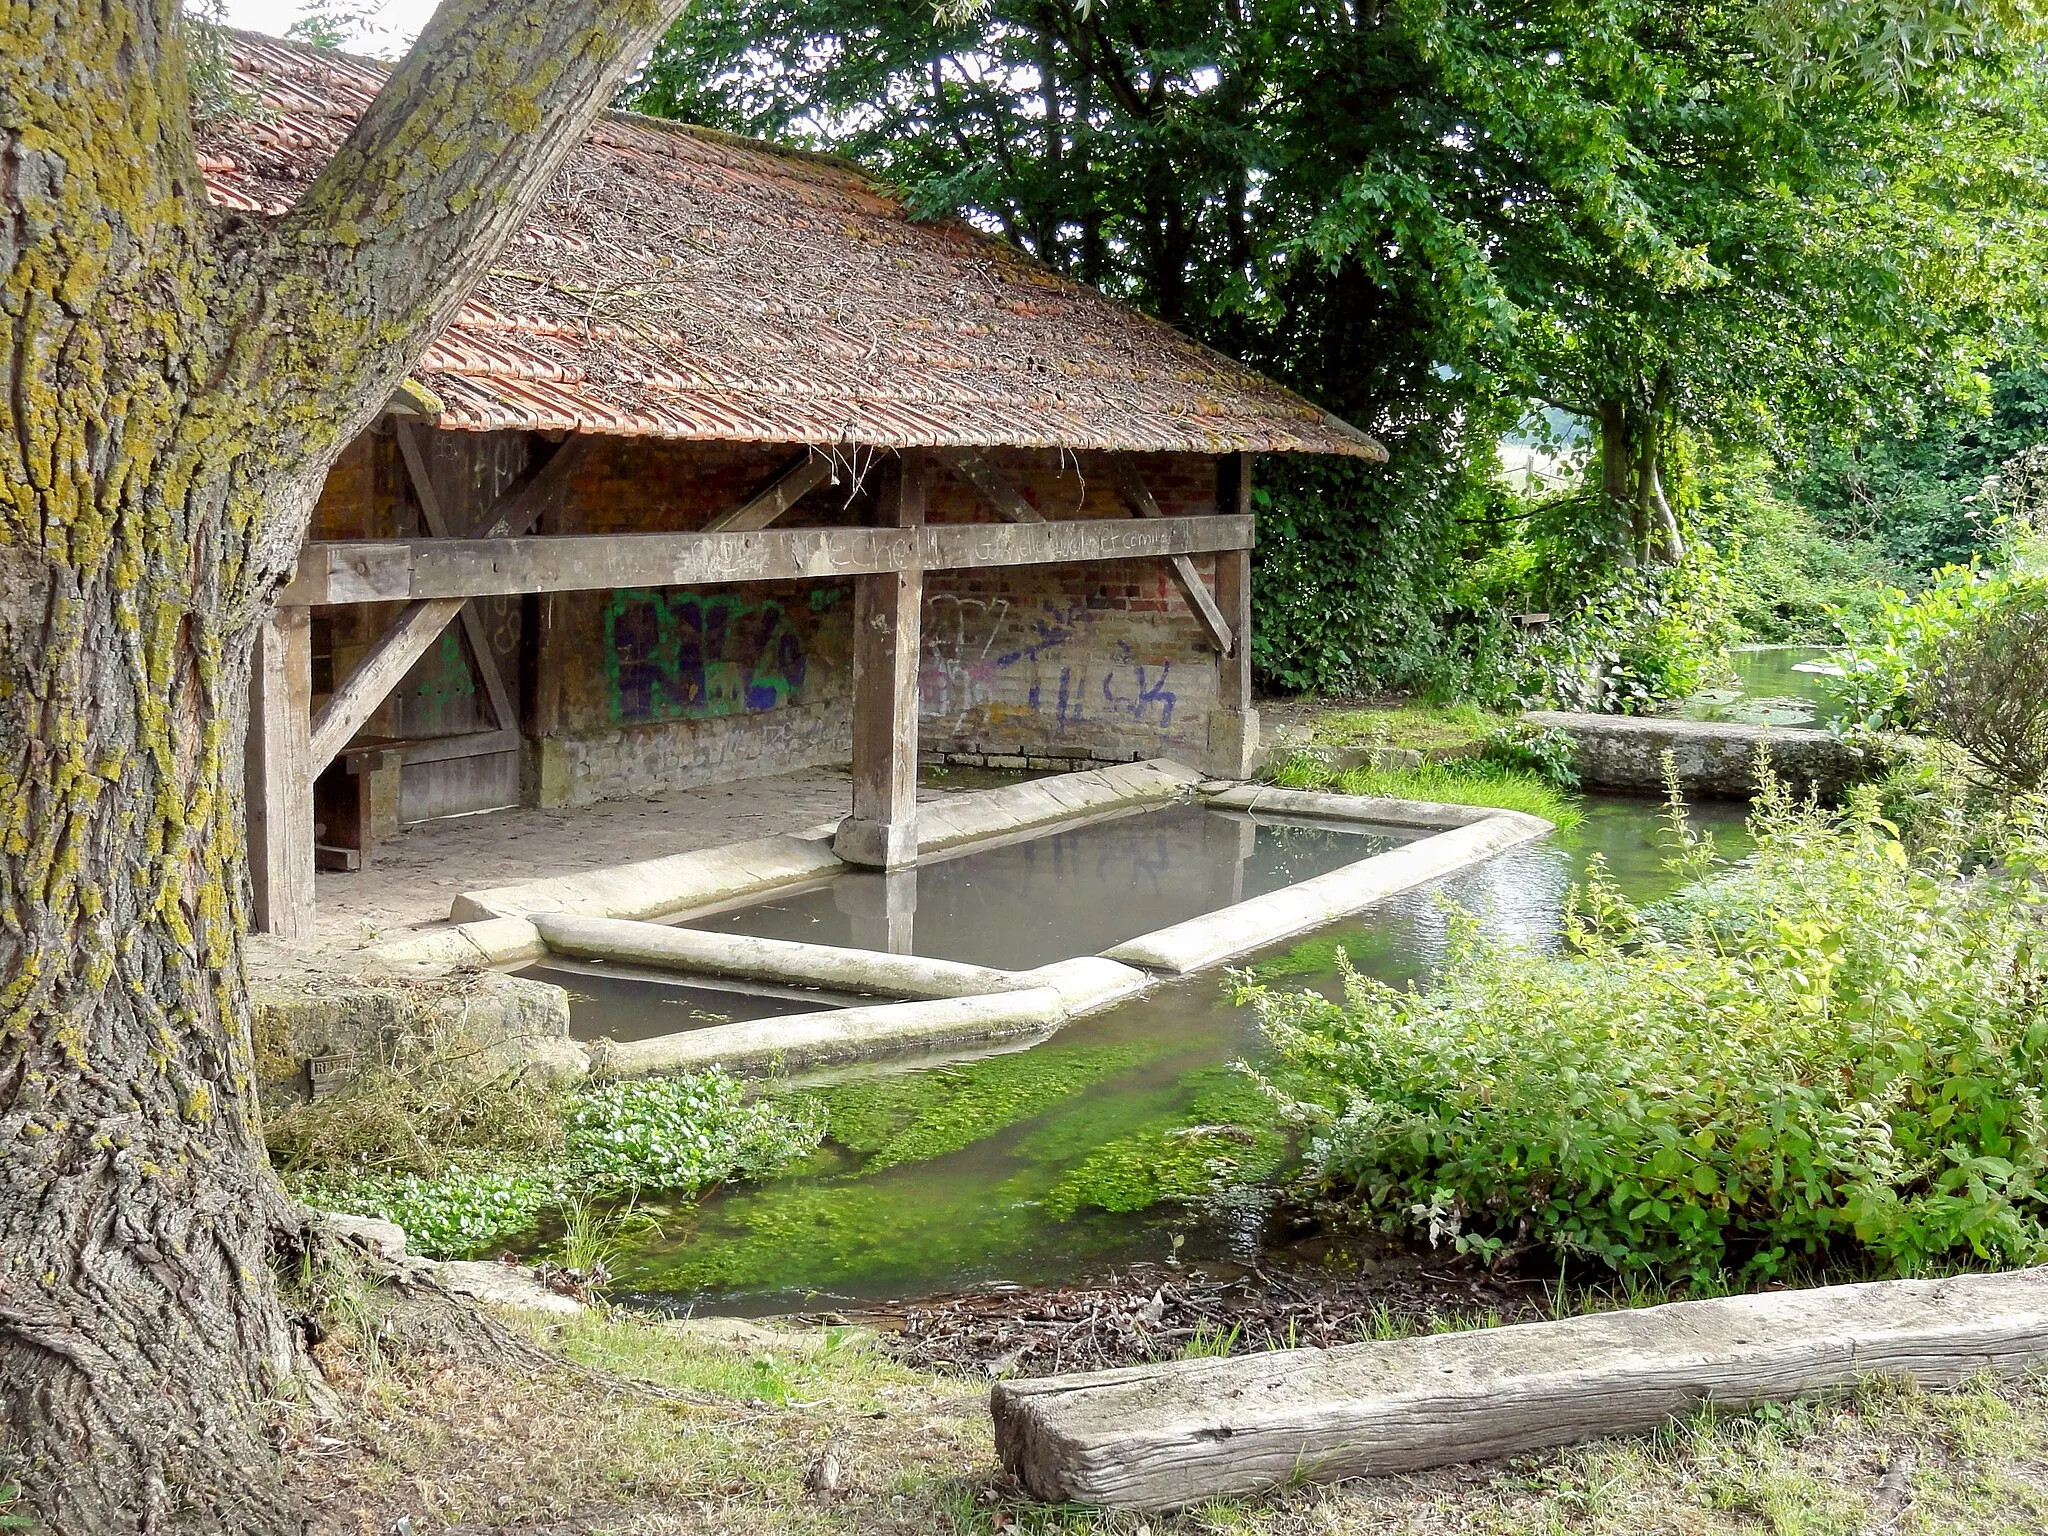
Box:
1107;789;1553;974
1520;709;1885;800
593;986;1072;1077
443;757;1207;926
533;912;1023;1001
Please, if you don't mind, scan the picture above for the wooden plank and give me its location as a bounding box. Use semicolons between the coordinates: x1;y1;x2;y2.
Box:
282;515;1254;604
1110;456;1231;653
245;605;316;938
396;727;519;767
837;456;925;869
937;447;1045;523
702;449;834;533
1215;546;1252;706
308;597;466;773
993;1267;2048;1512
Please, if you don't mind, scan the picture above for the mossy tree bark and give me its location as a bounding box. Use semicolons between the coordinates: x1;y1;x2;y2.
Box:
0;2;681;1529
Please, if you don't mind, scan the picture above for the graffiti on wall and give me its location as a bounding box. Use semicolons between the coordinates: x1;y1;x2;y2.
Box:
921;595;1182;740
604;589;821;723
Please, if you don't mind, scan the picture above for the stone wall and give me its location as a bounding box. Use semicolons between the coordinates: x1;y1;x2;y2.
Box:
1521;710;1878;800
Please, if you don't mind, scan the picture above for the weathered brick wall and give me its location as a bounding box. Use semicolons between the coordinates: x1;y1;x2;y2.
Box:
919;451;1222;768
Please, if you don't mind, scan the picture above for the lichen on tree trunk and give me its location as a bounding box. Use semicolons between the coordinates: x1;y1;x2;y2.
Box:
0;1;683;1529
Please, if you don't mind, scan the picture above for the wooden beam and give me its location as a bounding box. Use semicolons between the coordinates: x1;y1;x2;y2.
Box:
246;605;316;938
836;456;926;870
282;516;1254;605
308;597;466;773
993;1267;2048;1512
937;447;1044;523
702;450;834;533
1110;455;1233;655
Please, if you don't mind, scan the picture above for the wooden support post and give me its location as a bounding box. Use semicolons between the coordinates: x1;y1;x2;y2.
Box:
246;604;316;938
836;454;926;870
1205;453;1260;779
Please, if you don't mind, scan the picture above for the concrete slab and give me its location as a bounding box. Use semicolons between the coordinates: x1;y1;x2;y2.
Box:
598;986;1068;1077
1105;811;1552;973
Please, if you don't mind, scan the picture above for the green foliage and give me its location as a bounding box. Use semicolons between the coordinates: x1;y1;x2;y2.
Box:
1270;749;1585;830
1832;558;2045;733
1479;722;1581;790
287;1069;824;1259
1522;556;1741;715
1296;701;1500;753
1247;779;2048;1284
567;1074;825;1193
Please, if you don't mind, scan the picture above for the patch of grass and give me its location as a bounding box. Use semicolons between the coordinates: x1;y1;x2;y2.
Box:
285;1290;2048;1535
1271;749;1584;830
1301;701;1504;752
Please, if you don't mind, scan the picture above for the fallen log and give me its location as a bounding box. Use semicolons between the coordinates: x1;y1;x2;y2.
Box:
991;1267;2048;1510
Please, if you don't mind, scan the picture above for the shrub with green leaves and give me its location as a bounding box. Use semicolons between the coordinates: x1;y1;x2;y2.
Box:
292;1069;824;1258
1479;721;1580;789
1245;780;2048;1285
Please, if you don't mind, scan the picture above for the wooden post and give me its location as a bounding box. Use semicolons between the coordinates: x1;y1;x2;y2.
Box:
246;604;316;937
1206;453;1260;779
835;454;926;870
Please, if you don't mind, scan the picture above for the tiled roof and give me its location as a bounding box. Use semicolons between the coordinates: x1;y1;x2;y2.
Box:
199;33;1384;460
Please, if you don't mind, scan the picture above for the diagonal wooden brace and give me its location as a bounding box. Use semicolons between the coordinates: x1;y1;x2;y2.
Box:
1111;455;1233;655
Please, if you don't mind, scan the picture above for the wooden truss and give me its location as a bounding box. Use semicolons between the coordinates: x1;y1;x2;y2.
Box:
250;443;1255;937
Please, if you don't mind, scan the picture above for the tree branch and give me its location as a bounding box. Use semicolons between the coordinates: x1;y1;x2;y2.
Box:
226;0;686;467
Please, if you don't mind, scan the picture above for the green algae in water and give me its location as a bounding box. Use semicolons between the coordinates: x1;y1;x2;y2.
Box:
803;1041;1152;1170
1042;1067;1287;1220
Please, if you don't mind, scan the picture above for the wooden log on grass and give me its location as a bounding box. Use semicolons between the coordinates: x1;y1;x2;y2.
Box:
991;1267;2048;1511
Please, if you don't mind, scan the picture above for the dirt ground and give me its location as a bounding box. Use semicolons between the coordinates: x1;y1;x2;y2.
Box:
272;1285;2048;1536
301;765;996;956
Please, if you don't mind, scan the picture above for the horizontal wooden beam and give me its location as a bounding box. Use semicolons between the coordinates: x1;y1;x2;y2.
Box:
282;515;1254;605
994;1267;2048;1511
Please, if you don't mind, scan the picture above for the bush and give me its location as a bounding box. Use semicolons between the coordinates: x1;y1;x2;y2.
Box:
1914;585;2048;791
1478;721;1580;789
1522;556;1738;715
567;1074;825;1193
1244;776;2048;1285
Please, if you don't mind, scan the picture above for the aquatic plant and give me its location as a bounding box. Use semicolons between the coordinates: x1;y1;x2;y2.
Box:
1041;1067;1288;1220
1248;776;2048;1285
801;1042;1151;1170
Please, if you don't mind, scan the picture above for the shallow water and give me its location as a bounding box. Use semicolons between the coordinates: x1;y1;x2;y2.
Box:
680;801;1416;971
1671;644;1843;728
576;793;1753;1315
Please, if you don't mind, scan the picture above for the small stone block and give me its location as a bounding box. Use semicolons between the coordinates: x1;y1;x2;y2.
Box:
834;815;919;869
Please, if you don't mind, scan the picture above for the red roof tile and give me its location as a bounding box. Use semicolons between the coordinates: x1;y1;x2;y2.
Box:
200;33;1384;460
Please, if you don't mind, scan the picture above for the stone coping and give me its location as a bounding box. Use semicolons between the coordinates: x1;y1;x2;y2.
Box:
1106;791;1551;974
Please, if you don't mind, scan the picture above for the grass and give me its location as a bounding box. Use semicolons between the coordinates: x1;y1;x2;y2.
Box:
1270;751;1584;831
1297;701;1505;753
279;1286;2048;1534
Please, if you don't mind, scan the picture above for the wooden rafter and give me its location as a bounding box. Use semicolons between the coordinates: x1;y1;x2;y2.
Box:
1110;455;1234;656
307;424;578;774
936;448;1045;523
703;449;834;533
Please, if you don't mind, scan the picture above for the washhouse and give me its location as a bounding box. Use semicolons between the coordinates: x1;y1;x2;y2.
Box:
204;32;1382;939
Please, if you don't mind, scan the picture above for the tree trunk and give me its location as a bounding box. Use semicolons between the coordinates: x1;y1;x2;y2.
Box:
1597;398;1638;566
1;2;683;1529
